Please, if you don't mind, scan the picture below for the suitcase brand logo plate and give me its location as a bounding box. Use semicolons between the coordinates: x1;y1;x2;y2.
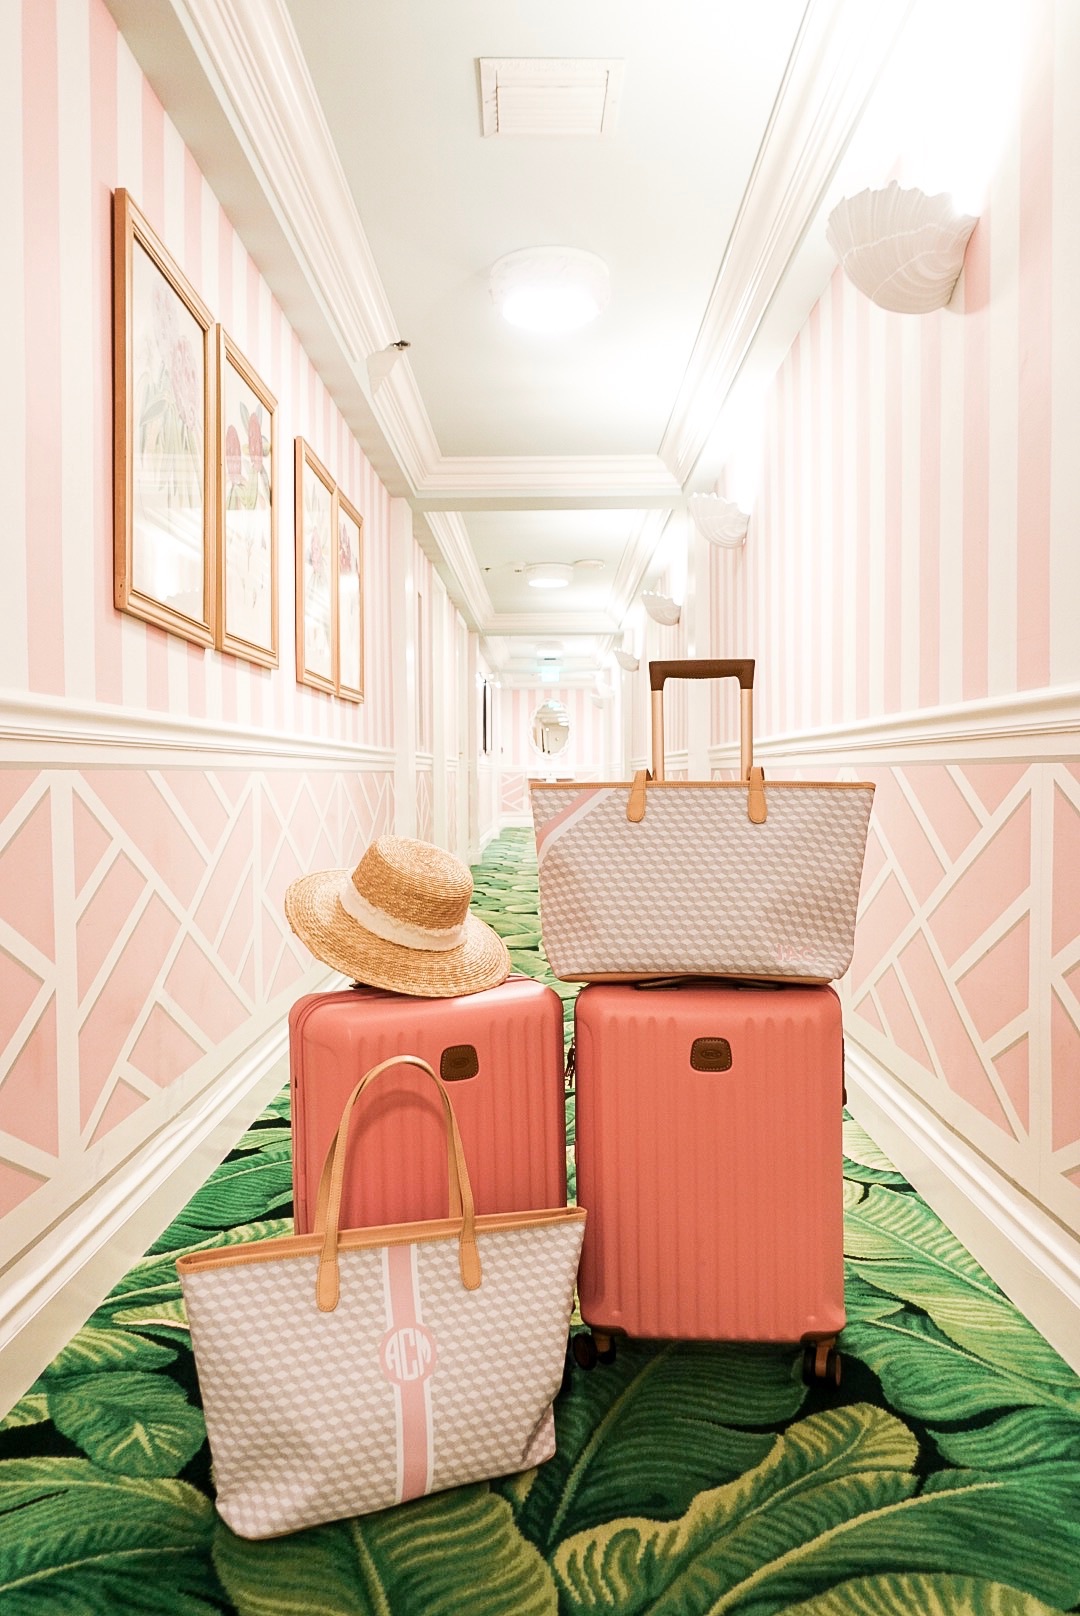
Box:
690;1037;732;1072
440;1044;480;1082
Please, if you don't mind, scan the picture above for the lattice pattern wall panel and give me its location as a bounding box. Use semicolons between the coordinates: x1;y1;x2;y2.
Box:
0;765;393;1220
500;774;528;816
838;758;1080;1225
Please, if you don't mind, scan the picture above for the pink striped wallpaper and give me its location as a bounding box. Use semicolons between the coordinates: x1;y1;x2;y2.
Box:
710;16;1075;733
0;1;449;1238
9;0;397;746
709;0;1080;1230
628;560;691;768
497;684;614;824
499;687;611;769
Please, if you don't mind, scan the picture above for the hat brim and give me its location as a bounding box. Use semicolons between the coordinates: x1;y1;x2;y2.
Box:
284;869;511;998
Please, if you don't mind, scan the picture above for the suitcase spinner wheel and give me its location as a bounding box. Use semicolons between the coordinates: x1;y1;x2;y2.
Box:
571;1330;616;1371
802;1337;842;1387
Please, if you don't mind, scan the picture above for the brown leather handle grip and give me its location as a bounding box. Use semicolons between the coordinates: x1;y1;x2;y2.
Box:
649;658;755;691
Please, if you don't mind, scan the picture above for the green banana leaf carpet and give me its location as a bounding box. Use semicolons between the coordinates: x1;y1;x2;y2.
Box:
2;826;1079;1614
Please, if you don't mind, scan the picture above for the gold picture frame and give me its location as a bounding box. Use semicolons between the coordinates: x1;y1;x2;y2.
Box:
113;188;216;646
216;329;278;667
335;488;365;702
294;438;337;693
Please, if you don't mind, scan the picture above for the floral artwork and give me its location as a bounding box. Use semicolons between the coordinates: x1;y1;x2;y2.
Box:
113;189;215;644
294;439;336;691
218;333;277;665
336;492;364;700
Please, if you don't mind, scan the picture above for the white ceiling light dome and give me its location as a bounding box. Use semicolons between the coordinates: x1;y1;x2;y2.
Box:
526;562;574;589
491;247;610;334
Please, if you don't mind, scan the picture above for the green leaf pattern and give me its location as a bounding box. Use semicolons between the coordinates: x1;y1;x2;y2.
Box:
1;830;1078;1614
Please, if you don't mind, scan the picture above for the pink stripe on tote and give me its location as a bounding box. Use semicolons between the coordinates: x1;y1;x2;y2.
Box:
380;1244;435;1503
534;789;606;863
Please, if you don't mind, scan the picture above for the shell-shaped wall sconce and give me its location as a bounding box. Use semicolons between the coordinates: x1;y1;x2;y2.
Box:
688;492;750;548
641;592;682;627
613;648;639;672
825;182;977;314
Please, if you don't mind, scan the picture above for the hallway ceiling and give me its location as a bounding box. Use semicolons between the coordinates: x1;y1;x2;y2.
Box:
106;0;920;683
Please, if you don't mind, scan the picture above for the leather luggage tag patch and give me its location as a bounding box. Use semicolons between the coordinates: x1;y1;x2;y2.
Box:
690;1037;732;1072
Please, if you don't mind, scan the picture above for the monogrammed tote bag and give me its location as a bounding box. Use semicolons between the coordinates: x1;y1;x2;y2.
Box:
178;1055;585;1540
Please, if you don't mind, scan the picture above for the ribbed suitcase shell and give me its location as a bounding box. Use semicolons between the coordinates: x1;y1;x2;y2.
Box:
574;981;845;1343
290;979;566;1234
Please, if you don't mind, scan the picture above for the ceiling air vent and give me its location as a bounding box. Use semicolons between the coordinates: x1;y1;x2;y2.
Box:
479;58;624;138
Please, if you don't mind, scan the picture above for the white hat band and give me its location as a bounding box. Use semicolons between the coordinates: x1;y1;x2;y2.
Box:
337;877;467;953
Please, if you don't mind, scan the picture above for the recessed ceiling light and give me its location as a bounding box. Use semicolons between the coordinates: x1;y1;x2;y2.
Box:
490;248;610;334
526;563;574;589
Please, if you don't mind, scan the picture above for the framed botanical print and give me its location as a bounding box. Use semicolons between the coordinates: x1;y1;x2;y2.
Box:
216;330;277;666
113;188;216;645
335;489;364;702
294;438;337;692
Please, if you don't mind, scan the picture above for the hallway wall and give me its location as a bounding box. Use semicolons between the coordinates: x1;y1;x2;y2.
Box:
709;0;1080;1343
496;684;615;822
0;0;468;1382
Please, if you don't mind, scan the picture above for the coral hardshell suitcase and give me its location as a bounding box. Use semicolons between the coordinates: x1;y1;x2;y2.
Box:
289;978;567;1235
572;980;846;1383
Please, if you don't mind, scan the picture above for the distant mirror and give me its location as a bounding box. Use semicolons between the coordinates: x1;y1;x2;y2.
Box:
531;699;571;758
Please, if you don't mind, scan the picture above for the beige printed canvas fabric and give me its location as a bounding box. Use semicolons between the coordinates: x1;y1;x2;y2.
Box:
180;1216;585;1539
531;781;875;982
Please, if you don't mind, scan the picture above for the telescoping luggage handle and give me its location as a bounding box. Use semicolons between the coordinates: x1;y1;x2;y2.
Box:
649;658;755;783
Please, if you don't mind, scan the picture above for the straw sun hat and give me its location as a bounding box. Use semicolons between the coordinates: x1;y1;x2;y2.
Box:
284;836;510;998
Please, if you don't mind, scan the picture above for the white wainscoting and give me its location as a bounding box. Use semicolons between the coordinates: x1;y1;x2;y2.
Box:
845;1039;1080;1374
0;691;395;1414
708;686;1080;1369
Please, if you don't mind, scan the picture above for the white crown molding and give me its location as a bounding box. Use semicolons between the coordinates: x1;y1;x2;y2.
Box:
845;1042;1080;1376
479;636;511;671
485;612;618;636
413;455;682;500
706;684;1080;767
608;508;673;622
117;4;685;516
498;671;605;690
660;0;916;485
416;512;495;632
152;0;441;487
370;364;443;492
170;0;393;358
0;689;397;768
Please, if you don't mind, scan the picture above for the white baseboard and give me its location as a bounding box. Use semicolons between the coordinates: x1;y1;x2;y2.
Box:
845;1039;1080;1375
498;813;533;830
0;981;340;1415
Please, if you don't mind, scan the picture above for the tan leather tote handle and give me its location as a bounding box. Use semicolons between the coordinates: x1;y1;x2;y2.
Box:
314;1054;480;1312
648;659;755;782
